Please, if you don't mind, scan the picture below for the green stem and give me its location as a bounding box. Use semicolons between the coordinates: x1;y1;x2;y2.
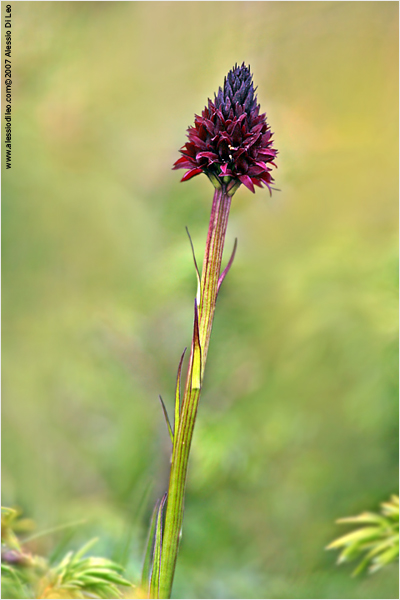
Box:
198;188;232;372
158;188;232;599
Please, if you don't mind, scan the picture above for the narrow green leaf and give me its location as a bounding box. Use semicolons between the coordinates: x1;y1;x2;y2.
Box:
1;564;28;599
79;580;120;594
80;582;121;598
353;537;399;574
1;564;14;575
381;496;400;517
351;553;377;576
186;227;201;307
48;525;79;565
336;513;389;527
74;558;124;572
174;347;187;441
83;569;131;585
57;550;74;574
73;538;99;561
141;500;159;593
22;518;87;546
336;541;374;564
370;543;399;571
70;575;106;585
150;493;167;599
159;395;173;444
191;299;202;390
326;526;382;550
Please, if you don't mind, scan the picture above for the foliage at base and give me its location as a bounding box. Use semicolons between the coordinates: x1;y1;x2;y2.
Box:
1;507;134;599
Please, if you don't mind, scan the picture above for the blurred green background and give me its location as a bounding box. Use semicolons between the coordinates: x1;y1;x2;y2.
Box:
2;2;398;598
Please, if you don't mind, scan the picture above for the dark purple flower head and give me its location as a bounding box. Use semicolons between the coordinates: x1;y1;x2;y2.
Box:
173;63;277;195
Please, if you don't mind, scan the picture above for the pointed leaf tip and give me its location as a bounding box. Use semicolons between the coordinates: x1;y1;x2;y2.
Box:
141;504;158;593
149;493;168;598
217;238;238;293
159;395;173;444
174;347;187;440
186;227;201;307
191;299;202;390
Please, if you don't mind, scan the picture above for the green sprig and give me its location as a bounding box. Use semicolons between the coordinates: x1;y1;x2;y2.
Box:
327;494;399;575
1;508;134;600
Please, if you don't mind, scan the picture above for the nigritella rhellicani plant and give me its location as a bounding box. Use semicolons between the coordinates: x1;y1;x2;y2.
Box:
173;62;277;194
141;63;277;599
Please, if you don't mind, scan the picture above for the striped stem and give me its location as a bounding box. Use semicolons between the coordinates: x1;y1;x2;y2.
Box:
157;188;232;598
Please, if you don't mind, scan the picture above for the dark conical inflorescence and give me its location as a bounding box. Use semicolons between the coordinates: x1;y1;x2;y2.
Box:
173;63;277;195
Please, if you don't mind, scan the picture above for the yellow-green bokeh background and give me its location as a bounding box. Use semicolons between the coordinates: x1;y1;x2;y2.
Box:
2;2;398;598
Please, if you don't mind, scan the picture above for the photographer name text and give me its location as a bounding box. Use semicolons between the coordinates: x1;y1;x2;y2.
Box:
4;3;12;169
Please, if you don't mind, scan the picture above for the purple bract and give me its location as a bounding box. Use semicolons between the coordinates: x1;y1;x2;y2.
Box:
173;63;277;194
